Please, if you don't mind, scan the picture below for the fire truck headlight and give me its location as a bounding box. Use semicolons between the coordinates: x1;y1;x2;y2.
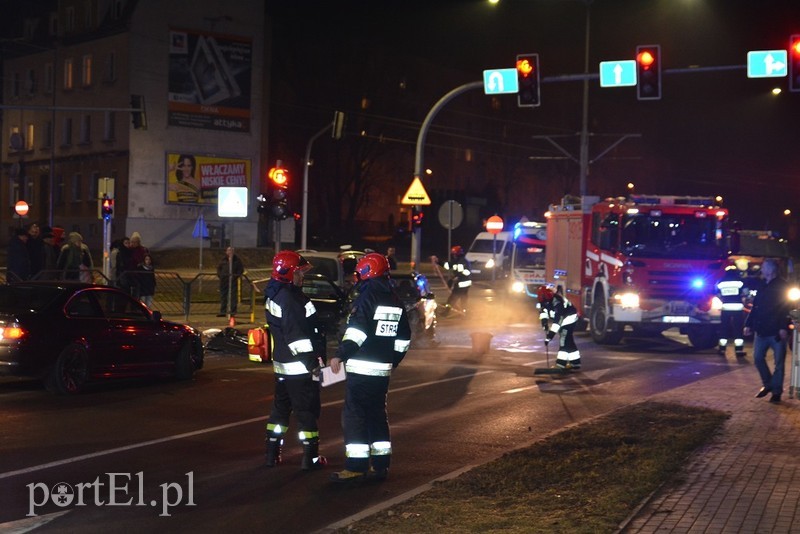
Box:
788;287;800;302
615;292;640;309
711;296;723;311
511;281;524;293
691;278;705;289
485;258;495;269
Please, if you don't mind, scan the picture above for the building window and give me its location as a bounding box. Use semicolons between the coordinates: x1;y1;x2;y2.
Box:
23;18;37;39
104;52;116;82
84;0;93;28
112;0;123;19
25;69;37;96
49;13;58;35
81;55;92;87
43;121;53;149
66;6;75;32
71;173;83;202
55;175;65;205
79;115;91;144
44;63;54;94
89;172;99;201
64;58;74;90
25;124;34;151
62;118;73;146
103;111;116;141
11;72;20;98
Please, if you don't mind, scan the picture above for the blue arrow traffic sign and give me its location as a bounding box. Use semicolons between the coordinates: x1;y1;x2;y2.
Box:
483;68;519;95
747;50;788;78
599;60;637;87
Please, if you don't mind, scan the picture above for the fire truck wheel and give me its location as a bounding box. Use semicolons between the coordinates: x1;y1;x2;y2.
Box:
589;300;623;345
686;326;718;350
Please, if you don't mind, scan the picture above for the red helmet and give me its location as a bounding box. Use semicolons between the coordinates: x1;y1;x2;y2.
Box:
272;250;311;283
451;245;465;257
537;285;554;302
356;253;390;281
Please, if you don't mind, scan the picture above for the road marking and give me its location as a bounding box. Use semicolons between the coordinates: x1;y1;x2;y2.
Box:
0;370;495;481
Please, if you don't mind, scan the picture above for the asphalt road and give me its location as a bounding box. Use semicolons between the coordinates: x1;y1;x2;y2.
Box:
0;291;738;533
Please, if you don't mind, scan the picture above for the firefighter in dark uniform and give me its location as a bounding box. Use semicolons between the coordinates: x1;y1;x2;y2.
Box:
443;245;472;317
716;264;747;357
543;286;581;370
264;250;327;470
536;285;555;331
329;253;412;482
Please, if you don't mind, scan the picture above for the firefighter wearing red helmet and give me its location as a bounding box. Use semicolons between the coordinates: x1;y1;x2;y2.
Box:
543;286;581;370
536;284;555;331
443;245;472;316
264;250;327;470
329;253;411;482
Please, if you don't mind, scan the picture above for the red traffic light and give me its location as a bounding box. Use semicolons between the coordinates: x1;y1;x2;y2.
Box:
791;34;800;92
268;167;288;188
516;58;535;77
637;50;655;69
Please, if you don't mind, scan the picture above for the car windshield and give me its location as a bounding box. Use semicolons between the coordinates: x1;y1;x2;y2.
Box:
306;258;338;281
0;285;64;313
470;239;504;254
622;213;727;260
513;241;546;268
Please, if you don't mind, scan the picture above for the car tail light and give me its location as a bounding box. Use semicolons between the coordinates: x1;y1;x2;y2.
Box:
0;325;25;340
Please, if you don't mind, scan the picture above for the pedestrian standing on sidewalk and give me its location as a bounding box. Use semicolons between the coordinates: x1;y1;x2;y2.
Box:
264;250;327;470
743;258;794;403
216;246;244;317
329;253;411;482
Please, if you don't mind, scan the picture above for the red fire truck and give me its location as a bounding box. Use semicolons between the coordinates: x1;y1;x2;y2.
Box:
544;195;731;349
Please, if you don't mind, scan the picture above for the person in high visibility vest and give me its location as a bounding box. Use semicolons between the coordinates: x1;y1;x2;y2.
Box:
264;250;327;470
716;265;747;357
443;245;472;317
543;286;581;370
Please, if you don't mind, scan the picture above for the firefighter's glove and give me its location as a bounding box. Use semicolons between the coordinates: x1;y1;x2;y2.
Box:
545;332;555;346
541;320;548;331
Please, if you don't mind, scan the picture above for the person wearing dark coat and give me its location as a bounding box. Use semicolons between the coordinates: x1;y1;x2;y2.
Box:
7;228;31;283
26;223;45;279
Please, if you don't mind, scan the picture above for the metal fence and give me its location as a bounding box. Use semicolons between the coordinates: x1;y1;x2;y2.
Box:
2;268;273;324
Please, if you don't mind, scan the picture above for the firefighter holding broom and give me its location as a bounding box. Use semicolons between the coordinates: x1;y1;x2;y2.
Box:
540;285;581;370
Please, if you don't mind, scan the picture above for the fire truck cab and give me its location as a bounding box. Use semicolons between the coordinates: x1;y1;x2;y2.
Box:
545;195;731;349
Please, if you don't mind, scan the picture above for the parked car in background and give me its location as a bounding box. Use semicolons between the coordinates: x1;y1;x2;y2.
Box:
0;281;204;394
297;248;365;291
301;273;349;337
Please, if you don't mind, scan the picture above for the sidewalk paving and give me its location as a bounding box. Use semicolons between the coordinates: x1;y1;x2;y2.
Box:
621;361;800;533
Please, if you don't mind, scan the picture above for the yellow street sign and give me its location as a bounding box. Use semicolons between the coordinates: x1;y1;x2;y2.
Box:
400;176;431;206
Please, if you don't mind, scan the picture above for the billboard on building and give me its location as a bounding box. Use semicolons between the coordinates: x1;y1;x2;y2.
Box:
166;153;251;206
167;28;252;132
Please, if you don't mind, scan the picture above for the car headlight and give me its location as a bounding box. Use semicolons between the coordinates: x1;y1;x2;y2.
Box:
485;258;495;269
614;292;640;308
789;287;800;302
511;281;524;293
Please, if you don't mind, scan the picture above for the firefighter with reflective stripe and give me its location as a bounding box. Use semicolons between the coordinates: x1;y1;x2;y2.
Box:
329;253;411;482
264;250;327;470
543;286;581;370
716;264;747;357
443;245;472;316
536;285;555;331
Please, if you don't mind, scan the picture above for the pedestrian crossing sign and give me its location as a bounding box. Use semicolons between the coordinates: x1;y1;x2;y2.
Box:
400;176;431;206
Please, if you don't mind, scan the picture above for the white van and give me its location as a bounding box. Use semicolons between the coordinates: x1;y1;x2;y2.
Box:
465;231;512;280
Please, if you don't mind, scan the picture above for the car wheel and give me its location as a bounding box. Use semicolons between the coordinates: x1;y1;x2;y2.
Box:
175;341;195;381
47;344;89;395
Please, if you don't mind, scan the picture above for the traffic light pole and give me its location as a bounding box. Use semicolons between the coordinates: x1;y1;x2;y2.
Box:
412;81;483;267
301;122;333;250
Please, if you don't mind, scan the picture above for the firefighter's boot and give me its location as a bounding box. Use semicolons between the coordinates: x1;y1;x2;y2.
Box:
300;438;327;471
265;436;283;467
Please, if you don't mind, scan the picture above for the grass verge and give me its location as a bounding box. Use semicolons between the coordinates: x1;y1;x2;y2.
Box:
336;401;729;533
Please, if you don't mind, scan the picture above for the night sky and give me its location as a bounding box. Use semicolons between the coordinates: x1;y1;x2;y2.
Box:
268;0;799;237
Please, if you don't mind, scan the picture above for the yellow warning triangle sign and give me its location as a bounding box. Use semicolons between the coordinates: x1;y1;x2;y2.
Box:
400;176;432;206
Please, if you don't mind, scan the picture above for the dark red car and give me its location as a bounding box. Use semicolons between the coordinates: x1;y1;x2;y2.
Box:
0;281;204;394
